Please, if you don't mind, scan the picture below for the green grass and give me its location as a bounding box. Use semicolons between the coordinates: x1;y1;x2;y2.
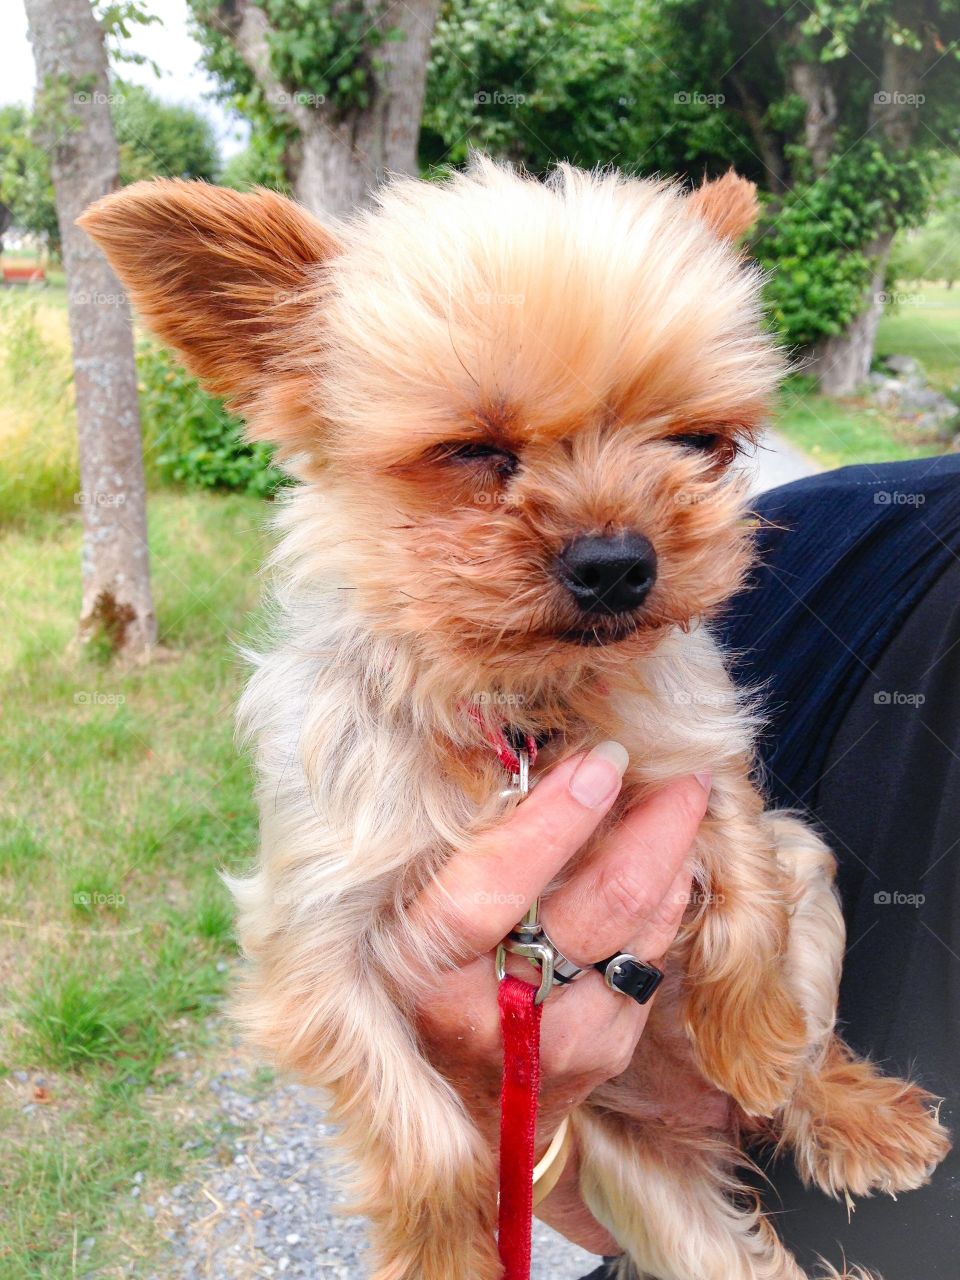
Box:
0;489;268;1277
0;292;77;521
4;1105;196;1280
875;284;960;392
774;375;939;469
775;283;960;467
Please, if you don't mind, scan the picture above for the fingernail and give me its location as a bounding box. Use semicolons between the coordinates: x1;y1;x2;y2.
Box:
695;771;713;794
569;740;628;808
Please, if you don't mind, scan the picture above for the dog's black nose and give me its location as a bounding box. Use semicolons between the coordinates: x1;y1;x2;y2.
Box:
555;532;657;615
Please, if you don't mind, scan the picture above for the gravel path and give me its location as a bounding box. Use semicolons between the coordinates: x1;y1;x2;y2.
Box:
152;1045;598;1279
747;428;820;492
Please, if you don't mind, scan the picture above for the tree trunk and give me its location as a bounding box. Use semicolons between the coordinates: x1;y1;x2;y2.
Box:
729;73;787;194
25;0;156;659
808;233;895;394
223;0;440;218
790;60;838;178
800;4;927;394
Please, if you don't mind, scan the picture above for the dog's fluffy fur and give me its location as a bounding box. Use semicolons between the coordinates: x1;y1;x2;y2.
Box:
80;162;949;1280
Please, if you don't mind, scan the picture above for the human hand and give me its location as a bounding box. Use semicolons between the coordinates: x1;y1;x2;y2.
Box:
408;743;709;1246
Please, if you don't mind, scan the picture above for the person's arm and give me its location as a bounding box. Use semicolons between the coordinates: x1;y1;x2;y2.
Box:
408;743;709;1252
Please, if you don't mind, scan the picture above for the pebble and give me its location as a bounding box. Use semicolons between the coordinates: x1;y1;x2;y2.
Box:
154;1051;594;1278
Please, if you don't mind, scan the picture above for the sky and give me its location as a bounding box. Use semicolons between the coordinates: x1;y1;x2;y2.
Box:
0;0;248;159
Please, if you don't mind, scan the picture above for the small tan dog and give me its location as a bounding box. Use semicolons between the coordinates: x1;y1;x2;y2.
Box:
81;163;948;1280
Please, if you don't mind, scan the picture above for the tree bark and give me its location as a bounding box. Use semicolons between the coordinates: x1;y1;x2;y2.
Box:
220;0;440;218
790;60;838;179
808;233;895;395
0;203;11;258
803;2;927;394
25;0;156;658
729;73;786;193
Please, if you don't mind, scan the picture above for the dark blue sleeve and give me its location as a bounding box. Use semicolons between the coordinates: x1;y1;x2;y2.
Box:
716;455;960;811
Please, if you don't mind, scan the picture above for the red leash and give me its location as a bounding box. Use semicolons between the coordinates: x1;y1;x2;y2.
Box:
497;975;543;1280
491;740;551;1279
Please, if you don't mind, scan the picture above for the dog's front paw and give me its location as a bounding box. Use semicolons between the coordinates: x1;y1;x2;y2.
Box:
798;1074;951;1199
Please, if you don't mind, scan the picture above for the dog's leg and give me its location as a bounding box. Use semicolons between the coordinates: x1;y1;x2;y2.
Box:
680;773;810;1116
779;1034;951;1200
767;812;951;1198
575;1106;816;1280
258;971;500;1279
231;882;500;1280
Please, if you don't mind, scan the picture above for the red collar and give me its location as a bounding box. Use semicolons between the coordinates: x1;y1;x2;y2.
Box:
464;703;540;775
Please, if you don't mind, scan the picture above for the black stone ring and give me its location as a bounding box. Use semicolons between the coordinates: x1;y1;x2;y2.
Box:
593;952;664;1004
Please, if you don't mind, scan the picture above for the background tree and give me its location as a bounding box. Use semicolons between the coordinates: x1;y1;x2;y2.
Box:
641;0;960;392
24;0;157;659
189;0;440;216
0;103;61;253
0;88;220;255
113;82;220;183
421;0;750;177
422;0;648;172
219;133;288;193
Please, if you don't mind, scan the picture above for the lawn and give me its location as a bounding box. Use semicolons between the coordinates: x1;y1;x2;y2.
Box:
0;491;268;1278
773;285;960;467
774;377;938;469
875;284;960;392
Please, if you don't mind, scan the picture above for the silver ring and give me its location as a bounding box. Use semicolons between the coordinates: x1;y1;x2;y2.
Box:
536;924;590;984
596;952;664;1005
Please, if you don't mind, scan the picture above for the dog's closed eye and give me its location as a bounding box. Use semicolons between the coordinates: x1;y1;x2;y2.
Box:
442;442;520;478
665;432;740;463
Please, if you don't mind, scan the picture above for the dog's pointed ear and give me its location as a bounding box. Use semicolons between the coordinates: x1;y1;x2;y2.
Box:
685;170;759;242
78;180;341;456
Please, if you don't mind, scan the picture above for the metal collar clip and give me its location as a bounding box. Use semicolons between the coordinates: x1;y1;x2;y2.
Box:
494;750;556;1005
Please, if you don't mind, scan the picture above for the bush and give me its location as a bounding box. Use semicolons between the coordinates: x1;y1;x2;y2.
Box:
0;295;78;522
137;343;284;498
755;143;934;352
